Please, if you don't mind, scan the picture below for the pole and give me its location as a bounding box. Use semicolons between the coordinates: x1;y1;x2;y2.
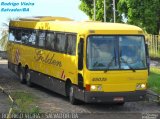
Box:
94;0;96;21
104;0;106;22
113;0;116;23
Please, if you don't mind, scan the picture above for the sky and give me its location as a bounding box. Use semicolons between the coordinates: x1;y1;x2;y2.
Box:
0;0;89;50
0;0;89;28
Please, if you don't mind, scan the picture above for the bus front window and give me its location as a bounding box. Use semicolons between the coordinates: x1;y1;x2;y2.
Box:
87;35;147;70
119;36;146;69
87;36;118;70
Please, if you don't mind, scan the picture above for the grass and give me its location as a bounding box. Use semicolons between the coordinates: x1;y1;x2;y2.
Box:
148;67;160;94
11;91;40;114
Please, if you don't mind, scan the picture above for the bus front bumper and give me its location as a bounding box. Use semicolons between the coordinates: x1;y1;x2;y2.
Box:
83;90;147;103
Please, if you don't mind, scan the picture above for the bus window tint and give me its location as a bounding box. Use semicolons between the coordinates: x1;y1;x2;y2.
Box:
87;36;116;70
14;29;22;43
67;35;77;55
9;29;15;41
56;34;66;53
46;32;56;50
38;31;46;47
119;36;146;69
28;30;36;45
21;30;36;45
21;30;30;44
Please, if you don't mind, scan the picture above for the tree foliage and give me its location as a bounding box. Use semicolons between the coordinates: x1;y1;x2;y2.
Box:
0;22;9;51
79;0;160;34
0;18;18;51
79;0;122;22
0;30;8;51
118;0;160;34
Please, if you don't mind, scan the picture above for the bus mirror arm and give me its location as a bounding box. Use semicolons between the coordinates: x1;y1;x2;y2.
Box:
145;43;150;75
145;44;149;57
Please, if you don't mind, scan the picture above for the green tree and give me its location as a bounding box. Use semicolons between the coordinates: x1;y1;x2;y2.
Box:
79;0;160;35
79;0;122;22
117;0;160;34
0;18;18;51
0;29;8;51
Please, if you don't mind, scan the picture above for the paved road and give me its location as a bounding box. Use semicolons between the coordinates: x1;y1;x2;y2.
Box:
150;60;160;68
0;92;10;114
0;60;10;114
0;60;160;119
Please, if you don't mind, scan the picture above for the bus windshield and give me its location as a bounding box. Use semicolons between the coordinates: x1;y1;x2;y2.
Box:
87;35;147;70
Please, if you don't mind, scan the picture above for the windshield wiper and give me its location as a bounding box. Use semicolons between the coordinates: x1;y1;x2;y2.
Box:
104;56;115;73
120;57;136;72
104;48;116;73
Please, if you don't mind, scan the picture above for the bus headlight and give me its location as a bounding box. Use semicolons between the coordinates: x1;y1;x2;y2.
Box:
91;85;96;90
136;83;146;89
141;84;146;88
90;85;102;91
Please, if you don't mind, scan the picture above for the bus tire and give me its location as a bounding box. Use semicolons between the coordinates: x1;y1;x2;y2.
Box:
69;85;78;105
25;69;32;87
116;102;125;106
18;67;25;84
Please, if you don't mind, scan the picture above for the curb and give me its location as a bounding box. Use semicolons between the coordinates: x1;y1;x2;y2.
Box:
147;89;160;105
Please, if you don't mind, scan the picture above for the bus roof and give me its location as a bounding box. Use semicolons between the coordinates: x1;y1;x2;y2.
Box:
9;16;144;35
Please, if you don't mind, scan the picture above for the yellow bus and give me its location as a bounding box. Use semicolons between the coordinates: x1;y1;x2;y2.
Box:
7;16;149;104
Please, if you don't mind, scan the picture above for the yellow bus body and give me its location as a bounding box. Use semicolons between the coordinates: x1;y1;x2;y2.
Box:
7;17;148;103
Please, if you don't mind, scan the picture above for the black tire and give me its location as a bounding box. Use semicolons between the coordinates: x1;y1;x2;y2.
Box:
25;69;33;87
69;85;78;105
18;67;25;84
116;102;125;106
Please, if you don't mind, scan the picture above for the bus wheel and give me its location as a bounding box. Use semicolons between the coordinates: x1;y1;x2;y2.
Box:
69;85;78;105
116;102;125;106
18;67;25;84
26;70;32;87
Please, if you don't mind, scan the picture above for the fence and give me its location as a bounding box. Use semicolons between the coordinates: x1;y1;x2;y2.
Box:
145;34;160;58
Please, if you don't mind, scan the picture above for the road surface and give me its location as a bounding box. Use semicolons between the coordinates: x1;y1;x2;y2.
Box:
0;60;160;119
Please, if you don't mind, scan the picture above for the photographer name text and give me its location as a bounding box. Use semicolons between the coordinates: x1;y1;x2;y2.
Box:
0;1;35;12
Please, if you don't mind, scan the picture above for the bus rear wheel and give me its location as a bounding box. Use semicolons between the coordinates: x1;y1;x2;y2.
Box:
69;85;78;105
18;67;25;84
116;102;125;106
25;69;32;87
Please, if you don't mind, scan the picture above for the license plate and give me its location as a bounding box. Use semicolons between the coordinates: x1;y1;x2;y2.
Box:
113;97;124;102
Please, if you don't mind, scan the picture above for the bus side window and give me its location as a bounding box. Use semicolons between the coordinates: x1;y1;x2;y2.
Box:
22;30;28;44
56;33;66;53
9;28;15;42
38;31;46;48
14;29;22;43
46;32;56;50
28;30;36;46
66;34;77;55
21;29;36;45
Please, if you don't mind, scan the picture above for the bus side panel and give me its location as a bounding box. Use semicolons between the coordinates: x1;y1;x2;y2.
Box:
18;45;77;96
30;70;66;96
8;43;23;73
19;45;66;95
